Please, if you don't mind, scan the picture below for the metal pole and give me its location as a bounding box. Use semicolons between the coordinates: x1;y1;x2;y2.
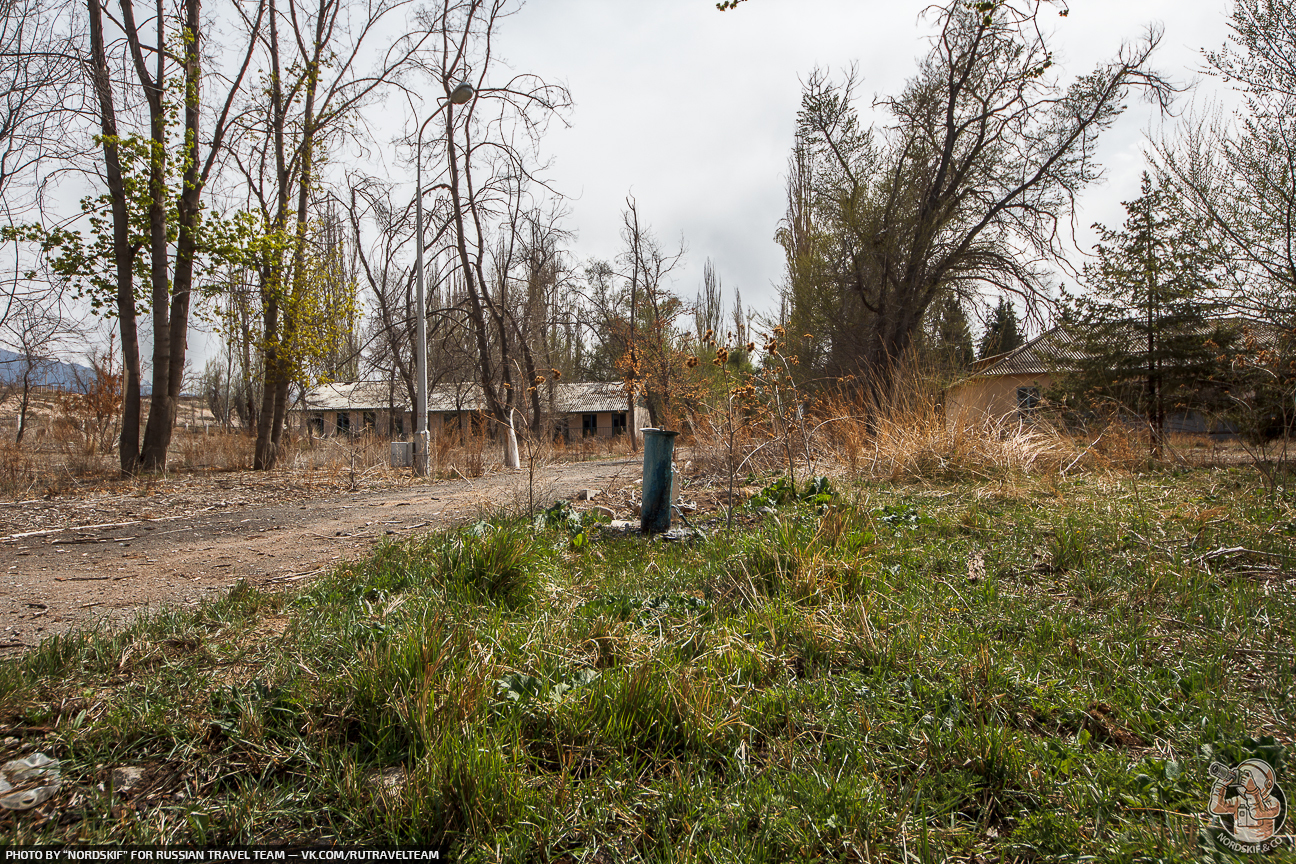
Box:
411;82;473;476
413;131;429;476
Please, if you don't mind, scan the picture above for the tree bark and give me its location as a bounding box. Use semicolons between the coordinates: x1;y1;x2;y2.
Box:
445;100;507;429
86;0;141;475
141;0;203;470
15;369;30;443
120;0;172;472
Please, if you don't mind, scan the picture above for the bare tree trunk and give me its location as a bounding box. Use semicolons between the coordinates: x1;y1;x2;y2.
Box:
254;284;280;468
120;0;172;472
15;368;30;443
445;100;507;427
86;0;141;475
142;0;204;469
253;0;324;468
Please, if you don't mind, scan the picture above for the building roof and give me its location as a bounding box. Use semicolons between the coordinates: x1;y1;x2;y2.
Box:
301;380;635;414
302;381;407;411
964;318;1290;380
967;328;1085;378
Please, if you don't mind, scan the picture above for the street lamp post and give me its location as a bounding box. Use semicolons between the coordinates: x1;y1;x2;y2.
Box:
412;80;474;475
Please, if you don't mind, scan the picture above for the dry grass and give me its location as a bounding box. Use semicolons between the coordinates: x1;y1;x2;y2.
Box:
0;398;642;505
681;362;1284;493
0;380;1273;506
683;372;1145;490
834;400;1079;481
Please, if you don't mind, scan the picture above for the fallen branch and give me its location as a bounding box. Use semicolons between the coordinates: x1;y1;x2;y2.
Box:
1;507;215;543
1197;546;1294;564
267;567;329;583
1060;434;1104;477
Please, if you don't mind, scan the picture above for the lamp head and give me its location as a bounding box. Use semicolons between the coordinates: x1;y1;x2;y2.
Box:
449;81;475;105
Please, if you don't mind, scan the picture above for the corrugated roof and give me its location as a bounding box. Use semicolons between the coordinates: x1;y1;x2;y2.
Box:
966;318;1289;380
968;328;1088;377
302;381;405;411
553;381;635;413
301;380;634;414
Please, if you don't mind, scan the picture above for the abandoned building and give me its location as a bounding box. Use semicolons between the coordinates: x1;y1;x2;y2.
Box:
945;319;1289;436
296;380;649;440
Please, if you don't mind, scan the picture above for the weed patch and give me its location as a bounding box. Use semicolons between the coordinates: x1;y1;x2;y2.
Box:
0;469;1293;861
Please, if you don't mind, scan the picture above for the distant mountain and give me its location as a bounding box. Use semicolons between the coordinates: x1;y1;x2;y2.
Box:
0;350;96;393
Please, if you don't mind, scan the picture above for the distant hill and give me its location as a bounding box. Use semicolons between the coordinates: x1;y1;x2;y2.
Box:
0;350;96;393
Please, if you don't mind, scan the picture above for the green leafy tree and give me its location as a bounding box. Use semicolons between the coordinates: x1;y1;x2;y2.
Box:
1063;172;1230;457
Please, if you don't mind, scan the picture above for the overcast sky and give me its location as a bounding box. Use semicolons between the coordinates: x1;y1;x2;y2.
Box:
484;0;1236;334
176;0;1239;369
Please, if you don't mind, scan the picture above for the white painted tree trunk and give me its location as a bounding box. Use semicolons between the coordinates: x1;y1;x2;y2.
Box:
504;408;520;469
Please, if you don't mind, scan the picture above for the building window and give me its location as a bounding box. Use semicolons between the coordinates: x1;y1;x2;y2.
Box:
611;412;627;435
582;413;598;437
1016;386;1040;414
309;412;324;435
362;410;376;431
392;412;404;436
336;411;351;435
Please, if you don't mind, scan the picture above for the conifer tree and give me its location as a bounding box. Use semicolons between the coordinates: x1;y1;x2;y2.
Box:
978;296;1022;359
1066;172;1229;457
925;295;976;374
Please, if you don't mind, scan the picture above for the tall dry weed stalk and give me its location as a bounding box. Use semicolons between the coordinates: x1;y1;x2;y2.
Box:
689;326;823;520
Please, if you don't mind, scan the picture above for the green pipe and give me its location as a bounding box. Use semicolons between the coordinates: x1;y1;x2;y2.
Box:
640;428;678;534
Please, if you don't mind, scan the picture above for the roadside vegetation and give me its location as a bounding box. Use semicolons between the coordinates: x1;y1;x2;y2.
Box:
1;461;1292;861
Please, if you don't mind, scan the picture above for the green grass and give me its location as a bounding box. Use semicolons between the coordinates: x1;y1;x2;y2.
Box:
2;467;1295;861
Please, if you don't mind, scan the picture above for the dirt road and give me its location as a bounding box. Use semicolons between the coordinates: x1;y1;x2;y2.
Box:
0;457;643;651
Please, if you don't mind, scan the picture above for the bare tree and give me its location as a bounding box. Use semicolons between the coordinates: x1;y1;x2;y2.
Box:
409;0;571;433
1157;0;1296;327
694;257;722;344
113;0;266;471
22;0;266;472
0;0;82;222
228;0;443;470
780;0;1174;395
0;284;78;442
617;197;685;431
348;175;475;429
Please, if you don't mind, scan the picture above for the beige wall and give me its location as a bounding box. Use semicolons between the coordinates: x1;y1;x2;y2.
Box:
945;373;1053;430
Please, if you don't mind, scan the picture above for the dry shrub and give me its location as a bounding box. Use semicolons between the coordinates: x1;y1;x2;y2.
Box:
0;440;39;498
425;426;492;479
172;428;256;471
818;365;1089;481
462;439;485;478
685;360;1095;486
686;408;785;479
290;432;394;473
60;344;123;455
832;394;1075;481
